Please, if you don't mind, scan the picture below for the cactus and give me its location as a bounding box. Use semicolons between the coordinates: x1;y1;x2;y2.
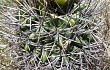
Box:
14;0;94;69
0;0;107;70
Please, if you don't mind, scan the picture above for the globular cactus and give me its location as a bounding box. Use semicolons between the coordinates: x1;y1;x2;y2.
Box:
0;0;107;70
13;0;97;69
